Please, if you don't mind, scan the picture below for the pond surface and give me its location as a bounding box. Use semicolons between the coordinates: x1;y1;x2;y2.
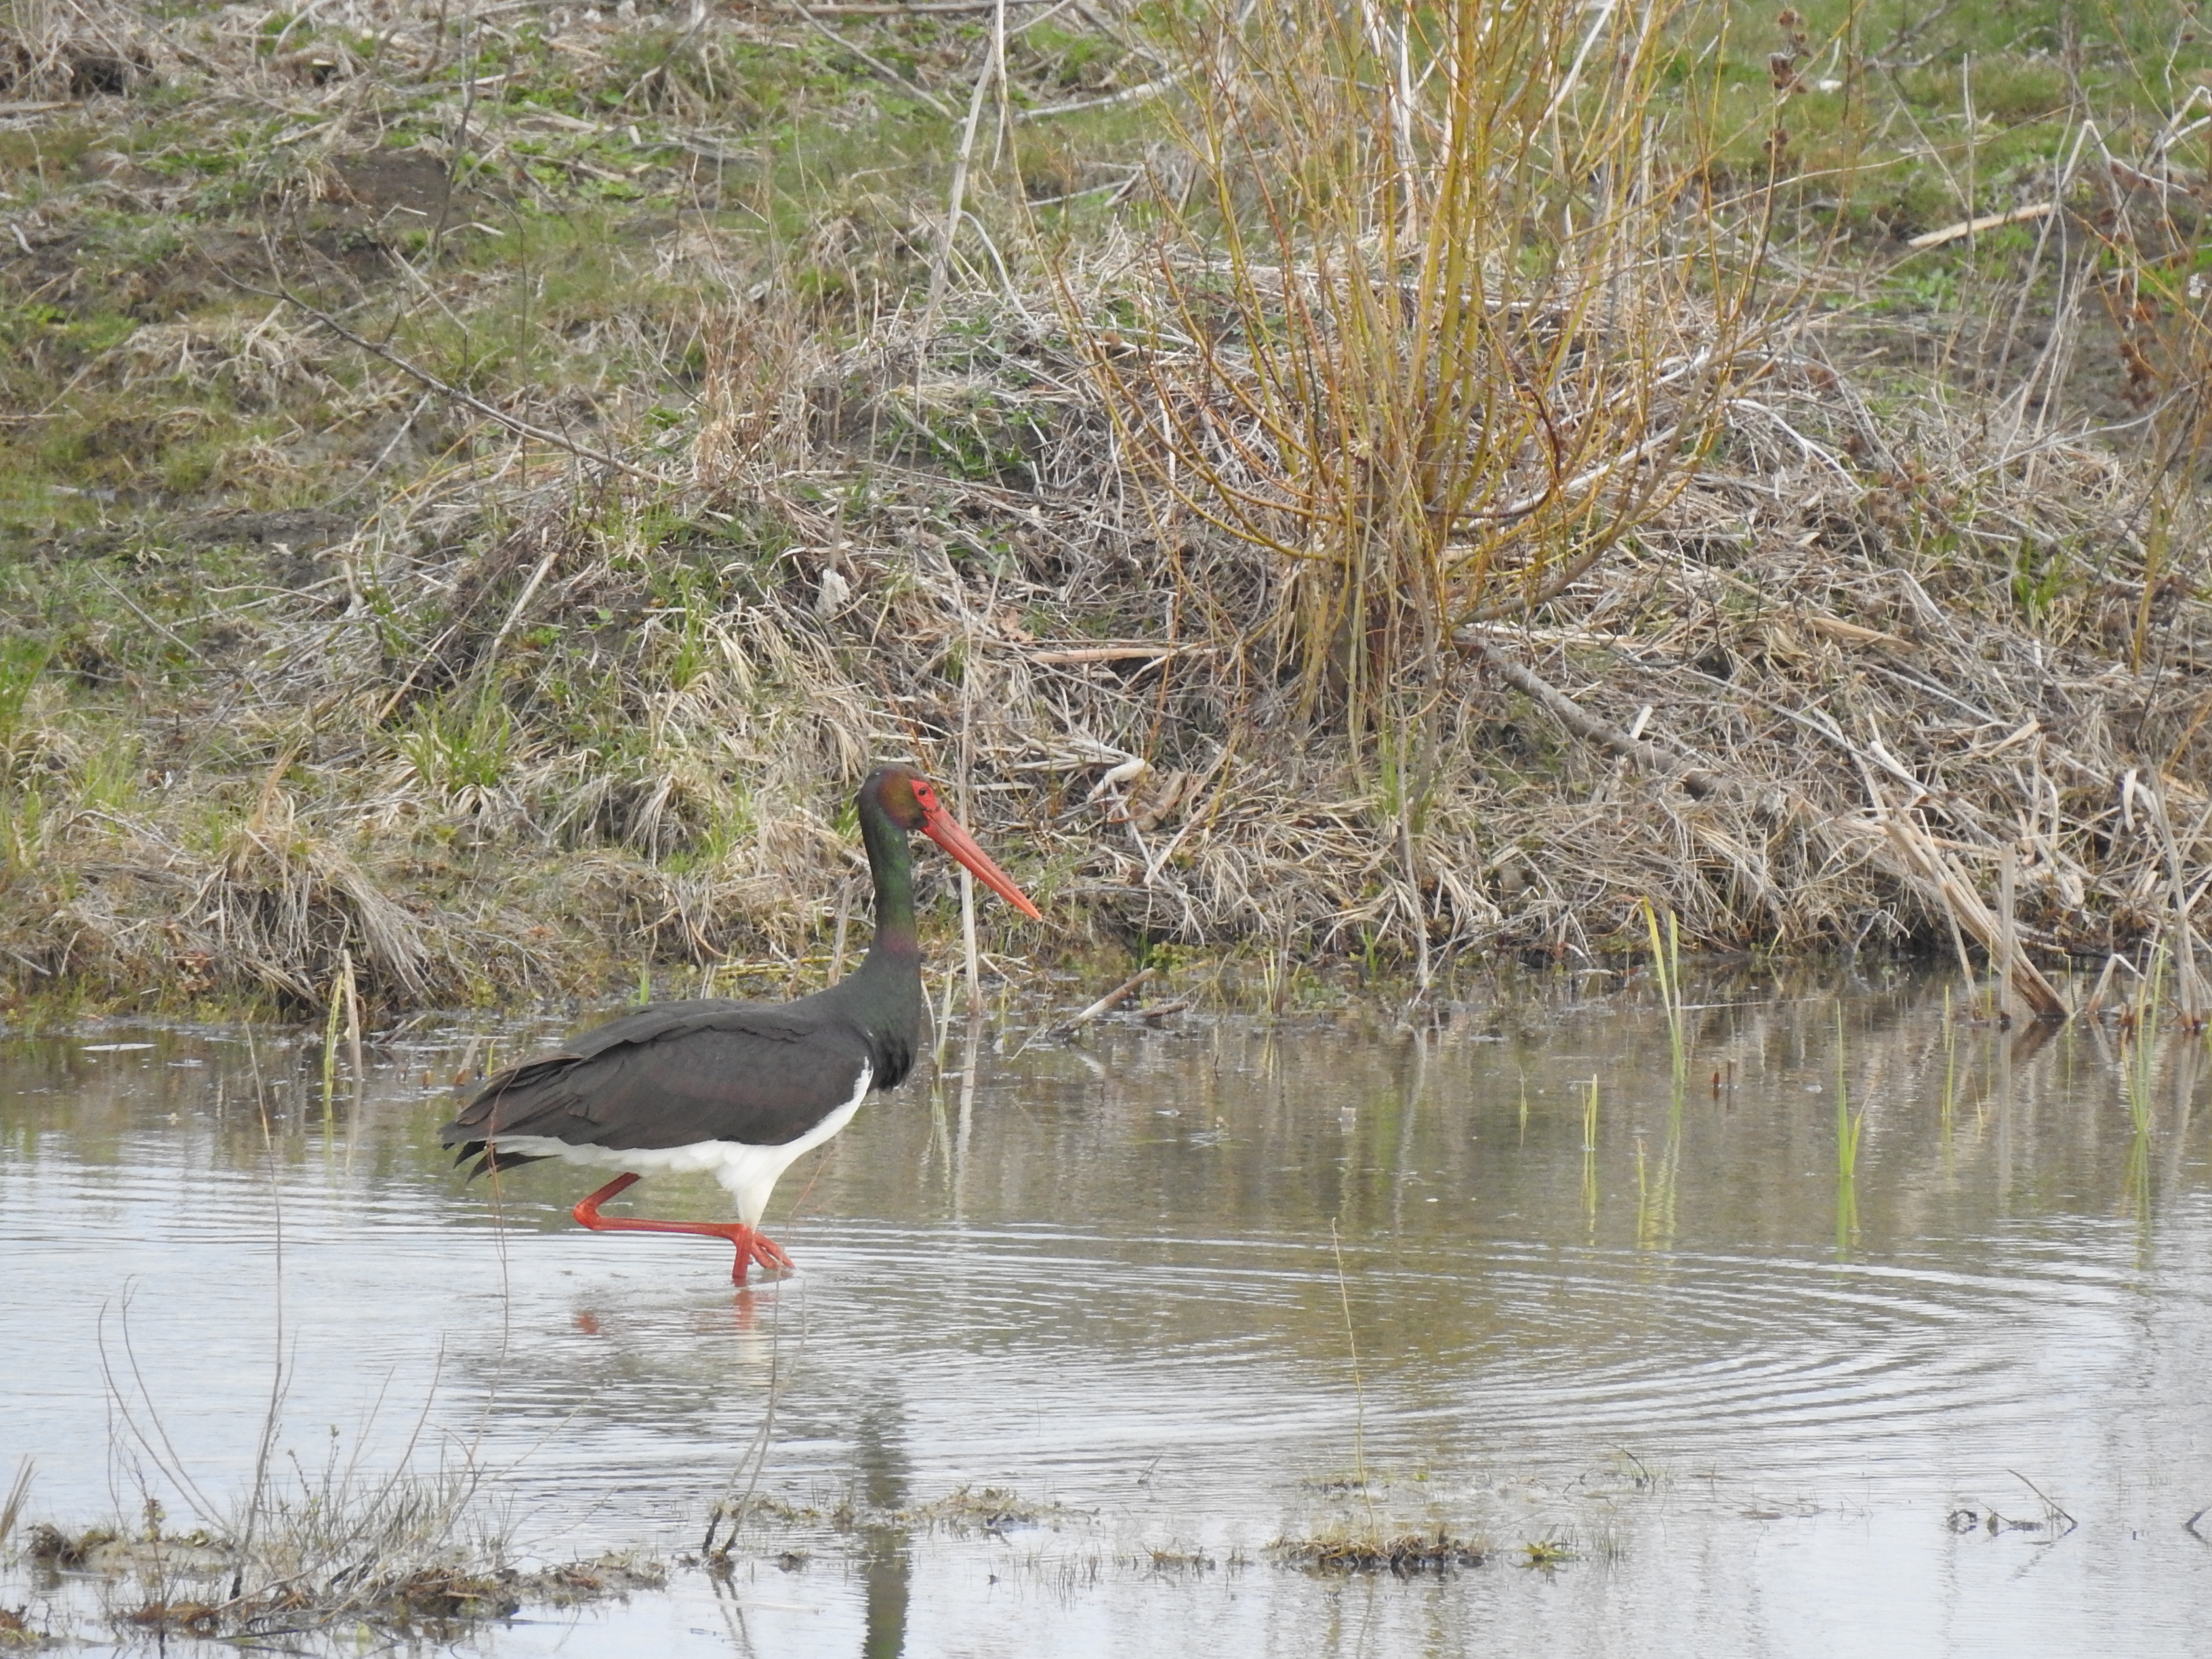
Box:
3;968;2211;1656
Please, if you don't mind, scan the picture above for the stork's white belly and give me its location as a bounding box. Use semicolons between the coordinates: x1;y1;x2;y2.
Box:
491;1061;872;1226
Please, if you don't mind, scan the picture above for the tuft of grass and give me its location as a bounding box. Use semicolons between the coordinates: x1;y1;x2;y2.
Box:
19;1509;661;1639
814;1483;1067;1536
19;1239;667;1646
397;693;521;817
0;1456;30;1549
1143;1544;1217;1572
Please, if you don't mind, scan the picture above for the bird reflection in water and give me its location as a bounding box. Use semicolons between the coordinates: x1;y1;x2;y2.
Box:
701;1330;907;1657
853;1395;912;1659
565;1292;762;1337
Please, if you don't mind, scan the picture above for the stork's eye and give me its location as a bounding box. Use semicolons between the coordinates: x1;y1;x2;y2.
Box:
912;781;938;812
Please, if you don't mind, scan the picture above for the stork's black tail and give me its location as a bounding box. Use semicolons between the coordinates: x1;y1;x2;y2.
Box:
451;1142;550;1181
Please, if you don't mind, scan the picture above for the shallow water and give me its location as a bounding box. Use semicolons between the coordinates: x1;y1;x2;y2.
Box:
4;969;2212;1656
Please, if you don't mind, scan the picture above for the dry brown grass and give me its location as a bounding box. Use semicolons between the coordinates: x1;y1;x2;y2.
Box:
30;298;2198;1004
5;1;2212;1018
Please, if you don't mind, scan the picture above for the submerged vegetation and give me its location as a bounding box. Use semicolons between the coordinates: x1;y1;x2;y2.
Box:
7;1465;661;1645
5;0;2212;1018
1271;1518;1492;1574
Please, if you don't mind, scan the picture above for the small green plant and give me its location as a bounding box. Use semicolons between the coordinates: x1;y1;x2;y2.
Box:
1327;1218;1378;1533
75;733;144;816
1521;1537;1576;1568
663;589;712;694
1633;1134;1651;1243
2127;943;2167;1138
0;636;48;761
2122;944;2167;1238
398;695;516;812
1888;264;1959;314
0;783;45;875
2010;539;2073;630
321;958;344;1121
1939;985;1958;1154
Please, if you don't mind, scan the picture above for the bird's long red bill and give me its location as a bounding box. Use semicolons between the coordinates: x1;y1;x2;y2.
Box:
920;802;1043;920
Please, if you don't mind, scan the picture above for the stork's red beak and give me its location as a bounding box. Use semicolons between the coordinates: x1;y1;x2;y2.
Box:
920;801;1043;920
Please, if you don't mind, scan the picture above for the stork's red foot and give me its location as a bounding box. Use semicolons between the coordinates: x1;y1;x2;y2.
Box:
702;1221;795;1284
570;1174;796;1284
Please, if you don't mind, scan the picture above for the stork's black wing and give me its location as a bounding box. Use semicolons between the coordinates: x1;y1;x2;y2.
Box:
441;998;873;1176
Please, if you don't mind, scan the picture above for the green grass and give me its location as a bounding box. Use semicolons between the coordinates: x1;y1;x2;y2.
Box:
8;0;2165;527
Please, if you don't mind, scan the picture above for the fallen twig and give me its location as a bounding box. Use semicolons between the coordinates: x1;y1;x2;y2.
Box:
1018;70;1186;121
773;0;1048;12
1030;644;1196;665
1463;631;1721;799
1905;203;2055;251
1063;966;1154;1027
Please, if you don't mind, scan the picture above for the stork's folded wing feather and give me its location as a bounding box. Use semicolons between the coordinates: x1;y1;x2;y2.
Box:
441;998;874;1155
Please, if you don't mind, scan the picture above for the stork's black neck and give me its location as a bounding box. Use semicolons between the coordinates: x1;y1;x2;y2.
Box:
832;780;926;1088
855;783;919;964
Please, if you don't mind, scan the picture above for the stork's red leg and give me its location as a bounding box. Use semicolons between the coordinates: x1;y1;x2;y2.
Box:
571;1174;796;1284
573;1173;642;1221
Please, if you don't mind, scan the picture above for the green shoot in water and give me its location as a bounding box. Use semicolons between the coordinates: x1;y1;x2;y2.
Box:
320;964;344;1128
1940;985;1957;1152
1582;1078;1599;1237
2124;943;2167;1237
1637;900;1687;1251
1633;1136;1652;1249
1329;1219;1372;1522
1835;1009;1865;1249
2127;942;2167;1139
1640;899;1687;1086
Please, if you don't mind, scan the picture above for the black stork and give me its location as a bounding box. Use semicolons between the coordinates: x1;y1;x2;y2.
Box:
441;765;1041;1283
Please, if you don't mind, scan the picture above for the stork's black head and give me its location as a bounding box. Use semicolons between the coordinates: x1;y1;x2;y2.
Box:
857;766;1041;920
863;764;933;832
